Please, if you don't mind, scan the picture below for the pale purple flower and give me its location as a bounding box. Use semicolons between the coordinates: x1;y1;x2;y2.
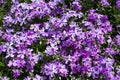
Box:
0;77;9;80
8;58;25;68
33;74;46;80
28;54;39;66
24;76;31;80
116;35;120;46
100;0;109;6
116;0;120;10
105;48;116;55
72;0;82;10
45;44;58;56
41;62;68;77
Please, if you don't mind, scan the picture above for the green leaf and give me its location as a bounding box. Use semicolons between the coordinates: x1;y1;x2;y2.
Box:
0;62;5;67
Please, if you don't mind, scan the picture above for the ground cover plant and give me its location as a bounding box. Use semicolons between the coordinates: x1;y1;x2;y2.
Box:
0;0;120;80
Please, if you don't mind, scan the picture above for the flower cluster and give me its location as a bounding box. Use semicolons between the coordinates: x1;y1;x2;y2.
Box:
0;76;9;80
0;0;6;4
41;61;68;77
0;0;120;80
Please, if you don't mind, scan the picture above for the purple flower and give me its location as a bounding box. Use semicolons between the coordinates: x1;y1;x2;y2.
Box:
105;48;116;55
12;0;19;4
42;62;58;77
41;62;68;77
116;0;120;10
45;45;58;56
13;69;21;78
100;0;109;6
0;0;6;4
24;76;31;80
28;54;39;66
0;77;9;80
7;58;25;68
72;0;82;11
116;35;120;46
33;74;46;80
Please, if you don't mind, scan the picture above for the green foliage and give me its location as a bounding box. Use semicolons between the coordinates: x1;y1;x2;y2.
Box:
0;0;12;78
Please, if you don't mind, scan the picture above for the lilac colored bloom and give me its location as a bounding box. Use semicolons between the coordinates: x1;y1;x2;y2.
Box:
0;77;9;80
41;62;68;77
28;54;39;66
45;45;58;56
24;76;31;80
33;74;46;80
72;0;82;11
105;48;116;55
13;69;21;78
42;62;58;77
57;63;68;76
116;0;120;10
0;0;3;3
12;0;19;4
24;75;46;80
116;35;120;46
8;58;26;68
0;0;6;4
100;0;109;6
117;68;120;77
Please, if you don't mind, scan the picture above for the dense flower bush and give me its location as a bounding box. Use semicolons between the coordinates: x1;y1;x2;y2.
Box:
0;0;120;80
